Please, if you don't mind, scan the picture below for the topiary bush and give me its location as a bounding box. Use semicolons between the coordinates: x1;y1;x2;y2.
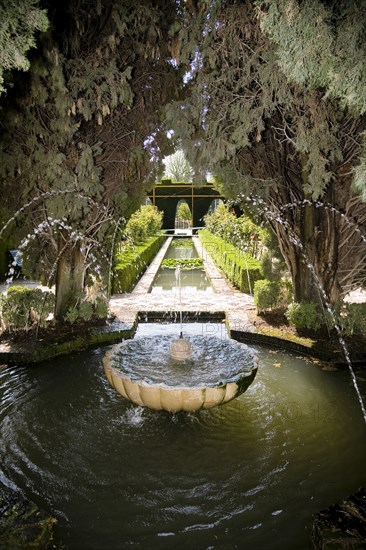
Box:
253;279;293;314
254;279;280;313
285;301;323;331
0;286;55;331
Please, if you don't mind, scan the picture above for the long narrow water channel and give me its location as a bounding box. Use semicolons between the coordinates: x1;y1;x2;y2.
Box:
150;238;212;293
0;321;365;549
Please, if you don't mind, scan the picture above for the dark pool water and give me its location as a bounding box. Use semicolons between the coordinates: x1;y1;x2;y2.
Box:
0;322;365;549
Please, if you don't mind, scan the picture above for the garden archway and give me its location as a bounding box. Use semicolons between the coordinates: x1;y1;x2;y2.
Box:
147;182;225;230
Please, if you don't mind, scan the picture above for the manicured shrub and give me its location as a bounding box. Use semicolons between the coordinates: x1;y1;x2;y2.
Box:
0;286;55;331
286;301;323;330
254;279;280;313
254;279;293;314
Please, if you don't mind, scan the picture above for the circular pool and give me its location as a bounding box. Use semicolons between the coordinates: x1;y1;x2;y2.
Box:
0;323;365;549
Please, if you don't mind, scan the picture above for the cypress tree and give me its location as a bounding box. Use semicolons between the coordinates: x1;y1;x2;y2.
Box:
0;0;181;319
166;0;366;305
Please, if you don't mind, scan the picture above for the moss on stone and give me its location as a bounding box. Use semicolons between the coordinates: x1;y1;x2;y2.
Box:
0;320;137;364
0;482;56;549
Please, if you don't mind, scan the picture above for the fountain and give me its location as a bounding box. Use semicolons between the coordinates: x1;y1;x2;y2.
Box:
104;263;258;412
1;200;366;548
103;332;258;412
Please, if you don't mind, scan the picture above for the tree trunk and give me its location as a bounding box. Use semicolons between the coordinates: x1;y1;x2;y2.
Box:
272;183;366;308
55;230;85;321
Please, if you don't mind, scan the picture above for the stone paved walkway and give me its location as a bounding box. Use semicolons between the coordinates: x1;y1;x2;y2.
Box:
110;236;256;333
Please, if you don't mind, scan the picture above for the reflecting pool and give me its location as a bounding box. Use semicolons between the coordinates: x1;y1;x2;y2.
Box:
150;239;212;293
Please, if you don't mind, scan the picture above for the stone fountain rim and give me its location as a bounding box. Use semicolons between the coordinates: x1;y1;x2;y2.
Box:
103;339;258;391
104;362;258;390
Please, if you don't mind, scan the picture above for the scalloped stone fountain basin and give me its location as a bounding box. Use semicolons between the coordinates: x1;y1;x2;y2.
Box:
103;333;258;412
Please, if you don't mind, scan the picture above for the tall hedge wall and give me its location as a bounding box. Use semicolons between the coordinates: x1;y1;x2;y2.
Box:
198;230;262;293
112;235;166;294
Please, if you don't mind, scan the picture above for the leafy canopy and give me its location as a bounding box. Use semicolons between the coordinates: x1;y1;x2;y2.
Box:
0;0;48;94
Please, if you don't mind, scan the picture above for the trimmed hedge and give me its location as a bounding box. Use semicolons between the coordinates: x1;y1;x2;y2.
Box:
198;230;262;293
112;235;166;293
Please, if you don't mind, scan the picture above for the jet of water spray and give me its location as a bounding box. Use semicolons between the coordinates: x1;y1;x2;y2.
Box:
175;264;183;337
235;193;366;424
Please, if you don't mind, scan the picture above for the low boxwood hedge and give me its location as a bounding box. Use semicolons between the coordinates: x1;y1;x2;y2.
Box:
112;235;166;293
198;230;262;293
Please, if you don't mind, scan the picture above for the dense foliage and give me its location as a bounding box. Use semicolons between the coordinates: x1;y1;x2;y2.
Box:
0;0;49;95
166;0;366;306
0;0;180;319
203;203;266;258
286;301;326;331
125;205;163;245
0;285;54;331
1;0;366;321
254;279;292;314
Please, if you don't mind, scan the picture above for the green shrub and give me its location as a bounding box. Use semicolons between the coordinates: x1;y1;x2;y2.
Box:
254;279;293;313
338;303;366;337
260;250;286;281
198;230;262;293
125;205;163;244
0;286;55;331
286;301;323;330
254;280;280;313
113;235;166;293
